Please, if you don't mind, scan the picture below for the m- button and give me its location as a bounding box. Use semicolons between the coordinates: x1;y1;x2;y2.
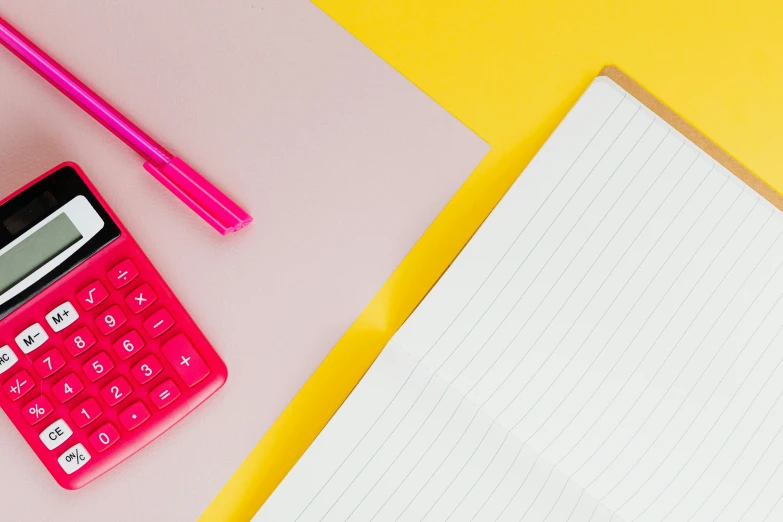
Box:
15;323;48;354
0;346;18;376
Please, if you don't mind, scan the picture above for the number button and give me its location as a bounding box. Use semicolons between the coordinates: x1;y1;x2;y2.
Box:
95;305;127;335
125;283;157;314
131;354;163;385
100;376;132;406
161;334;211;387
88;423;120;453
76;280;109;310
33;349;66;379
112;330;145;360
4;370;35;401
64;327;96;357
82;352;115;382
45;301;79;332
22;395;54;425
52;373;85;404
143;309;175;338
118;401;150;431
150;379;180;410
70;398;103;428
108;259;139;289
15;323;48;354
0;345;19;376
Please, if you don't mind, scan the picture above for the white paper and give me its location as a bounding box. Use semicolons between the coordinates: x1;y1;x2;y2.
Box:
257;77;783;521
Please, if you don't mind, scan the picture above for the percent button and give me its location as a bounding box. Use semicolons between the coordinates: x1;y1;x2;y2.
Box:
58;443;91;475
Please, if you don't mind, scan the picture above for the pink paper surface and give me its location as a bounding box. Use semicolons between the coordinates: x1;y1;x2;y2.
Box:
0;0;487;520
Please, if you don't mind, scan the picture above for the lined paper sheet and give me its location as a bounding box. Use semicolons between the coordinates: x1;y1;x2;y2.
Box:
256;77;783;522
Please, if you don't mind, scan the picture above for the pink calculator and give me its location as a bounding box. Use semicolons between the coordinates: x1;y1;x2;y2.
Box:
0;163;227;489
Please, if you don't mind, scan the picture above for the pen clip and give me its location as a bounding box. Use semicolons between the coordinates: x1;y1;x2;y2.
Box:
144;158;253;235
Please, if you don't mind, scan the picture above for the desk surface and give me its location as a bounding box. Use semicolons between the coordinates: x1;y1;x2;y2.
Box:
0;1;487;520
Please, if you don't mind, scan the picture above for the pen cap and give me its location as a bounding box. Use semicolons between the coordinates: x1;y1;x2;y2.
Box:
143;158;253;235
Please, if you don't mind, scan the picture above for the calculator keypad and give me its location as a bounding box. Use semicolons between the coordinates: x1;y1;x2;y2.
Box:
0;253;224;489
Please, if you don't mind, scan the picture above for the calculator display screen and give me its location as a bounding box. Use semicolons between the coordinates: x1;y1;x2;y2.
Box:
0;213;83;295
0;166;121;320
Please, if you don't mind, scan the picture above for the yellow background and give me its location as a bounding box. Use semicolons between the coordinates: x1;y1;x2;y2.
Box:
201;1;783;520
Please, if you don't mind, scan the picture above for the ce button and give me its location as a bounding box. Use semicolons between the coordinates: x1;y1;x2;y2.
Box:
40;419;73;451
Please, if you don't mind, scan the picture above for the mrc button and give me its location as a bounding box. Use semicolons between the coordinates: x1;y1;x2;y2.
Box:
0;346;18;376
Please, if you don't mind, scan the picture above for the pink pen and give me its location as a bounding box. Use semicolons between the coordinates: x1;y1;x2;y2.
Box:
0;15;253;235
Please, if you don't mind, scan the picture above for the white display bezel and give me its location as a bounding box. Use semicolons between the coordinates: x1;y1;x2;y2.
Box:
0;196;104;306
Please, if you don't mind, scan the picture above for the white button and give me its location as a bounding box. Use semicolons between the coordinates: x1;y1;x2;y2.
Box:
45;301;79;332
39;419;73;450
58;443;91;475
0;346;18;375
15;323;49;354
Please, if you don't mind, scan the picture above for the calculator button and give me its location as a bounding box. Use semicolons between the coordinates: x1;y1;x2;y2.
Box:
150;379;180;410
76;280;109;310
52;373;85;404
95;305;127;335
22;395;53;425
125;283;157;314
45;301;79;332
58;443;91;475
70;398;103;428
112;330;145;360
100;376;132;406
33;349;66;379
40;419;73;450
108;259;139;289
0;345;18;376
143;309;175;338
89;423;120;453
64;326;97;357
4;370;35;401
118;401;150;431
161;334;210;387
15;323;48;354
131;354;163;385
82;352;115;382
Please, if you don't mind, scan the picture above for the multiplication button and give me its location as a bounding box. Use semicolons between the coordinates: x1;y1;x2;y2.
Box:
0;346;18;375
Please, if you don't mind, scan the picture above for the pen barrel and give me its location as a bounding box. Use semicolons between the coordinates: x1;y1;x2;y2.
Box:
0;15;171;165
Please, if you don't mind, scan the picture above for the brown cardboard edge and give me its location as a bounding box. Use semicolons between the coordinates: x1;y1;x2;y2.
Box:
600;66;783;212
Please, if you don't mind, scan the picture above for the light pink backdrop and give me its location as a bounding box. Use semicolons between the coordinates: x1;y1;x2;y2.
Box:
0;0;487;520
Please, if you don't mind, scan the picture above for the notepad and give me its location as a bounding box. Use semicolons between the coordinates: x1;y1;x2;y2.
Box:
256;68;783;522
